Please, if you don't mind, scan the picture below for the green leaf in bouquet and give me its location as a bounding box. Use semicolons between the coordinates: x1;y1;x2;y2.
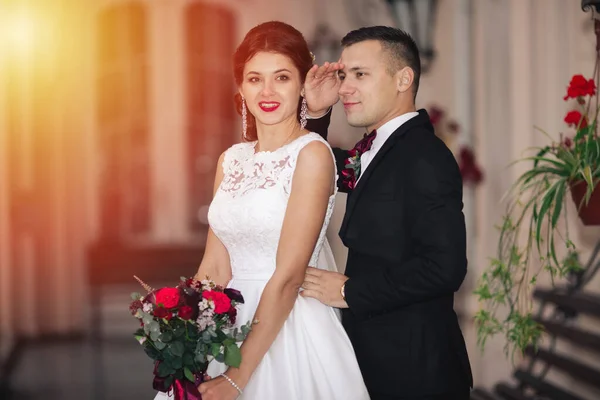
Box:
211;343;221;358
153;340;166;350
202;331;213;343
183;353;195;368
144;345;161;360
157;362;175;378
170;342;185;357
195;352;206;364
164;376;174;390
171;356;183;370
214;353;225;363
173;324;186;338
150;331;161;342
184;367;195;383
147;320;160;332
160;331;173;343
224;343;242;367
241;324;251;336
141;312;155;326
131;292;143;301
134;334;146;345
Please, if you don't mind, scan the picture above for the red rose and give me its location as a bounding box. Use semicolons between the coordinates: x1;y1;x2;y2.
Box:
178;305;194;320
564;75;596;100
202;290;231;314
154;307;172;320
564;110;588;129
155;287;181;309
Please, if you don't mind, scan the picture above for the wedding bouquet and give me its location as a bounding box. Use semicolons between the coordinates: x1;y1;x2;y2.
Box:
129;276;252;399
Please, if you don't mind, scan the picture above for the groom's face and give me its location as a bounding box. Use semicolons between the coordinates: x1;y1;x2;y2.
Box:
338;40;401;132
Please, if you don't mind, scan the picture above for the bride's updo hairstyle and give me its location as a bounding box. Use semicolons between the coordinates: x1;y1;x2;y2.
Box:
233;21;314;141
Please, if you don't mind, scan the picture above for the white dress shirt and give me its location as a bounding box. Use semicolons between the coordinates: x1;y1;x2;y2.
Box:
357;112;419;182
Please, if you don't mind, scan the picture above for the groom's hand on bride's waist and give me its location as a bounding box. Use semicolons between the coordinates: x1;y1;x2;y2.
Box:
301;267;349;308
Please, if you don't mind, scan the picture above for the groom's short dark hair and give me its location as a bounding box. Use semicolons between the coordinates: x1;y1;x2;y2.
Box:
341;26;421;97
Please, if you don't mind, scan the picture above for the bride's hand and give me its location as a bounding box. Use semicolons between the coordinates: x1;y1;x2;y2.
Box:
197;375;240;400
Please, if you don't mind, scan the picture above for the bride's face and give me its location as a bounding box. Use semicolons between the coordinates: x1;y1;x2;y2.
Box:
239;51;302;128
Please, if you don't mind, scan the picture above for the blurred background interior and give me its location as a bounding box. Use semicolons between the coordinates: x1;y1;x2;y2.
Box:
1;0;600;399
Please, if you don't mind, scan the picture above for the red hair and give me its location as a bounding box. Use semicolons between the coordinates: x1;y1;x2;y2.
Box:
233;21;313;141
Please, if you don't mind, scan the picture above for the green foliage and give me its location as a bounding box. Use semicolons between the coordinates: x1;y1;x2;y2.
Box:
475;100;599;358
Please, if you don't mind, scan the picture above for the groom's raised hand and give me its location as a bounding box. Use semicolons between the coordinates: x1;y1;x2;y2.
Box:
304;62;344;117
301;267;349;308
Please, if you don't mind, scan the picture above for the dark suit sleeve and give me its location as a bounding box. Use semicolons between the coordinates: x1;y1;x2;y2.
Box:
305;108;332;140
344;153;467;318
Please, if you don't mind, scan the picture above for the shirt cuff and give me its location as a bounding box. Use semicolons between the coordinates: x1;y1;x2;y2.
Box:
306;106;332;119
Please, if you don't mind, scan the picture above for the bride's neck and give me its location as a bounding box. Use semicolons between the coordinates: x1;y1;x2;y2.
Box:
255;118;303;152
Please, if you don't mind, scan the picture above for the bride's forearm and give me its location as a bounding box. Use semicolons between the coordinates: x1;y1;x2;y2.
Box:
194;261;231;287
227;277;301;387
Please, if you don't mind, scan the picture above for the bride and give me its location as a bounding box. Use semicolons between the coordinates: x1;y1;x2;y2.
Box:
155;21;369;400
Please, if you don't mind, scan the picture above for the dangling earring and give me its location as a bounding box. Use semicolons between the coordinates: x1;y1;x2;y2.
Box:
300;96;307;129
241;96;248;140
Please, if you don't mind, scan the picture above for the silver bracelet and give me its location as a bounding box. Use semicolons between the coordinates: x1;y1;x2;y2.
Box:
220;373;243;395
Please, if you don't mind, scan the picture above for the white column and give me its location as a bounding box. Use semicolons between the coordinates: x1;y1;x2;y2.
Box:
149;1;188;242
471;0;515;388
509;0;534;176
453;0;476;294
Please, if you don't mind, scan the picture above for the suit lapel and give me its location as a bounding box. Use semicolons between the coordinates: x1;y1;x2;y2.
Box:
339;110;431;238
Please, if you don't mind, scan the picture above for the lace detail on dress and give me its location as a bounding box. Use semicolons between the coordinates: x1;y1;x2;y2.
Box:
209;132;337;273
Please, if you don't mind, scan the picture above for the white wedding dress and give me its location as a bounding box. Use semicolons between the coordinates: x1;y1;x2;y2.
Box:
154;132;369;399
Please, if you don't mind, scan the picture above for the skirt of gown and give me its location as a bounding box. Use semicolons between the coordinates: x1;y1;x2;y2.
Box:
153;241;370;400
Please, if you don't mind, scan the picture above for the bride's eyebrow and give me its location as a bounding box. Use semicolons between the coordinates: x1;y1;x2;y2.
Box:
246;68;292;76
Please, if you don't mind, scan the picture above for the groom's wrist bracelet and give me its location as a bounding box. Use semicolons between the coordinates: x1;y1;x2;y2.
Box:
220;373;243;395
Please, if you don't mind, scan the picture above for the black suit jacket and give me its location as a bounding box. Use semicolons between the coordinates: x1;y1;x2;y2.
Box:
307;111;473;398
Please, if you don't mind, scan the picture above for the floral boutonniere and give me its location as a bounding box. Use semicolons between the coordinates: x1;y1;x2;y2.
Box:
341;131;377;191
341;149;361;190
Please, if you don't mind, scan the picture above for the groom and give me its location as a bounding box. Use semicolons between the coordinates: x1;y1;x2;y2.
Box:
302;27;473;400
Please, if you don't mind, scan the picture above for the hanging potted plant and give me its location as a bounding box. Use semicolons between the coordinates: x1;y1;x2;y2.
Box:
474;73;600;357
563;75;600;224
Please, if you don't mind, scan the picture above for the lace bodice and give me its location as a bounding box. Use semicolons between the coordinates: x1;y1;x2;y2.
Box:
207;133;337;279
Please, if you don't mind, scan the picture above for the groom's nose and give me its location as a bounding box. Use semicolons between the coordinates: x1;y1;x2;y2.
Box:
339;80;355;97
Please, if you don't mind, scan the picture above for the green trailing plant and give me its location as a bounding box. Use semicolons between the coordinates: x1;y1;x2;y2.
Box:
475;74;600;358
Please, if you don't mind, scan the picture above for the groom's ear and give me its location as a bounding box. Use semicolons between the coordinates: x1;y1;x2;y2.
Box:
396;66;414;95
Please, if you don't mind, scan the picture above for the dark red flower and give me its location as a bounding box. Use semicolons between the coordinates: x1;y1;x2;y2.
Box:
458;147;484;185
155;287;181;309
227;307;237;324
564;74;596;100
428;106;444;126
178;305;194;320
564;110;588;129
129;300;143;316
153;307;172;320
202;290;232;314
224;288;244;304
